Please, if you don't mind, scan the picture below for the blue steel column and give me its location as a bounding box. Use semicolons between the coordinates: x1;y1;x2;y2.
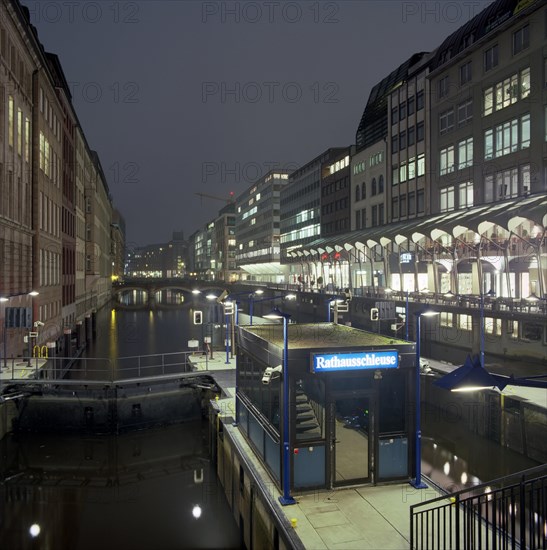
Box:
279;315;296;506
479;293;485;369
225;312;230;365
405;291;409;340
410;312;427;489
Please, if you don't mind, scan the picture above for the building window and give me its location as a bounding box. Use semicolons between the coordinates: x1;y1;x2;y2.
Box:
417;121;424;142
378;175;384;193
484;114;530;159
483;68;529;116
379;204;384;225
417;189;424;213
392;197;399;219
399;131;406;150
17;108;22;155
391;106;398;125
356;209;361;230
484;165;529;202
484;44;498;71
458;99;473;126
440;186;455;212
355;185;361;202
408;126;415;146
408;192;416;215
458;181;474;208
416;90;424;110
8;95;14;147
392;166;399;185
24;117;30;162
361;182;366;198
407;96;415;116
460;61;472;85
438;76;449;98
399;102;406;121
439;109;454;135
457;137;473;170
371;178;377;195
400;163;407;183
513;24;529;55
408;157;416;180
417;154;425;177
372;205;377;226
440;146;455;175
399;195;407;218
391;135;398;154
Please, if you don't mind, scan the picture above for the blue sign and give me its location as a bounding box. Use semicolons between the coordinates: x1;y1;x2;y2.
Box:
311;350;399;373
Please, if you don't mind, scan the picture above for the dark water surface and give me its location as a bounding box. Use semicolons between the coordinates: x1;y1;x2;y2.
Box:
0;303;240;549
0;302;541;548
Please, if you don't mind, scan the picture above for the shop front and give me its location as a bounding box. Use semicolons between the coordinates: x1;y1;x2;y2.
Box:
235;323;416;492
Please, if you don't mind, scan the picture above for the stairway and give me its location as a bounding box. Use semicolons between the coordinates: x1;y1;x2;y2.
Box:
295;388;321;440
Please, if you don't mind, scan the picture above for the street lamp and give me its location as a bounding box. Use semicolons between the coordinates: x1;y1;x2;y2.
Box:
411;309;439;490
27;291;39;368
249;293;296;326
435;355;547;392
263;306;296;506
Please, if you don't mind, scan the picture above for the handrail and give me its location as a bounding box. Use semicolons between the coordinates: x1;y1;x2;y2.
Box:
410;464;547;550
0;350;201;384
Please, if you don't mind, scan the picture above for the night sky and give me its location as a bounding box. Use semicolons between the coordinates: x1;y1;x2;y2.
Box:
22;0;493;248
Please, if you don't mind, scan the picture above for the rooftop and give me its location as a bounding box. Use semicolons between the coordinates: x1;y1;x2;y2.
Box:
240;322;410;350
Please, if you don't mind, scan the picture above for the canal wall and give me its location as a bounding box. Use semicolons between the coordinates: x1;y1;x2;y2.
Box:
210;402;304;550
3;383;205;434
422;377;547;464
0;400;18;440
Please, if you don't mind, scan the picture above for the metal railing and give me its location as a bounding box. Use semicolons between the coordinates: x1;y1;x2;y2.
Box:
0;351;205;384
410;464;547;550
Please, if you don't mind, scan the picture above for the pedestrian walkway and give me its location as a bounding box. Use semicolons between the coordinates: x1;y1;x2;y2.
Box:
0;358;47;382
215;390;444;550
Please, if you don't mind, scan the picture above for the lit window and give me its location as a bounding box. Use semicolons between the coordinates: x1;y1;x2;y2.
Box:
417;154;425;177
439;146;455;175
440;186;455;212
458;181;474;208
8;96;14;147
457;137;473;169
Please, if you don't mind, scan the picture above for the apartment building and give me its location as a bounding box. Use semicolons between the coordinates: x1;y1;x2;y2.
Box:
0;0;35;357
428;0;546;298
85;152;113;311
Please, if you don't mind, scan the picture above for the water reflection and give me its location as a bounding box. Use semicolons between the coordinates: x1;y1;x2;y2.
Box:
0;422;240;549
85;305;226;360
422;406;539;492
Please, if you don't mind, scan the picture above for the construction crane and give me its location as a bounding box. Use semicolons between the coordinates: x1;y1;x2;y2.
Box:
195;191;235;205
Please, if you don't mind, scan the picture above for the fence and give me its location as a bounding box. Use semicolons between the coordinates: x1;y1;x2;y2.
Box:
0;351;205;384
410;464;547;549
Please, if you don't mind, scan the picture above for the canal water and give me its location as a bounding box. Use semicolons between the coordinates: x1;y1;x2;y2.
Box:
0;297;541;547
0;301;240;550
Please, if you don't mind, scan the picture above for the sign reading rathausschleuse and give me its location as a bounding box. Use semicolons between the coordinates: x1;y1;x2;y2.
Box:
311;350;399;373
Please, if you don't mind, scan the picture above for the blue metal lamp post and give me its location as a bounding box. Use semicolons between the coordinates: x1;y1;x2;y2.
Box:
249;294;296;326
410;309;439;489
264;306;296;506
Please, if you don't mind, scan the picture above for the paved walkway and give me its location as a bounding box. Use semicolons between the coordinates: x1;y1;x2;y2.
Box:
195;355;443;549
